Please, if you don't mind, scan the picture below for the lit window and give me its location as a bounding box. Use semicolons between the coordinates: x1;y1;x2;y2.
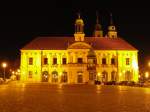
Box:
29;58;33;65
62;58;67;64
29;71;32;78
126;58;130;65
53;58;57;64
111;58;115;65
78;58;83;64
102;58;106;65
44;58;48;65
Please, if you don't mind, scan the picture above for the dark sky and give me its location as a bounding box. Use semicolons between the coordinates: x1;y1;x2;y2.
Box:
0;1;150;65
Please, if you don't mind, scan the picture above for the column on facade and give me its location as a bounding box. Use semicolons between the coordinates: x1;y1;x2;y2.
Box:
132;52;139;82
20;52;28;81
117;51;122;81
35;51;42;82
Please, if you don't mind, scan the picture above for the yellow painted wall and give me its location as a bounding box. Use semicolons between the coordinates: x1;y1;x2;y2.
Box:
20;48;139;83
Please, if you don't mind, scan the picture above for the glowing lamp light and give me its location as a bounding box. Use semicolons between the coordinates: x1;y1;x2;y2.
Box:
145;72;149;78
2;62;7;81
148;61;150;67
2;62;7;68
17;69;20;73
12;71;15;75
138;75;141;78
98;73;100;76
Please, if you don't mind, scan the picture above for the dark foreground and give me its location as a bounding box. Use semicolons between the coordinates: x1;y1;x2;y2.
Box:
0;82;150;112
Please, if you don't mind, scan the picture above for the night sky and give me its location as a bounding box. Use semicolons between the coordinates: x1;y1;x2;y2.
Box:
0;1;150;66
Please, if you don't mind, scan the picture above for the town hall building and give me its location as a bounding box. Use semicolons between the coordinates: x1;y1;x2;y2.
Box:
20;13;139;84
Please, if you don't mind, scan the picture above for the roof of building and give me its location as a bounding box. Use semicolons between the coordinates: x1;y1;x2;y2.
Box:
21;37;137;50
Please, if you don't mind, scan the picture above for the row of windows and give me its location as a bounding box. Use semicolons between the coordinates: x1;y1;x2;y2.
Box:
29;58;67;65
29;57;130;65
28;70;132;82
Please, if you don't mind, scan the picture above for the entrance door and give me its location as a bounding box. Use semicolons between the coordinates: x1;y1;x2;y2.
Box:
42;71;49;82
102;71;108;82
125;71;131;81
61;72;68;83
77;75;83;83
52;71;58;83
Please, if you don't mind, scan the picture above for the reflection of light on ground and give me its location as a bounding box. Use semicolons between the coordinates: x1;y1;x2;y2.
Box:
20;83;26;92
58;84;63;89
0;85;9;90
117;86;128;94
96;85;102;93
144;88;150;94
58;84;63;93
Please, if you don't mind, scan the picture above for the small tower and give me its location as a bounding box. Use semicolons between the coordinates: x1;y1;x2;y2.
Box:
93;12;103;37
74;13;85;41
108;13;117;38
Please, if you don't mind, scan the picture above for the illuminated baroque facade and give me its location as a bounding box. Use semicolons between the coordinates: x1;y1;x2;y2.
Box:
20;14;139;83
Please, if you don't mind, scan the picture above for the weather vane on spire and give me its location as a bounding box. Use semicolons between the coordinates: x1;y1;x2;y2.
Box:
110;13;113;25
77;12;81;19
96;11;99;24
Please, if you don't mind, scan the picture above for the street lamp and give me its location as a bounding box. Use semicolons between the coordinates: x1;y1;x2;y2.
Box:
148;61;150;67
2;62;7;81
145;72;149;79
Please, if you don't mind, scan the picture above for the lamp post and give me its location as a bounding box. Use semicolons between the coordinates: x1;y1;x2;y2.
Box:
145;71;149;81
2;62;7;81
148;61;150;67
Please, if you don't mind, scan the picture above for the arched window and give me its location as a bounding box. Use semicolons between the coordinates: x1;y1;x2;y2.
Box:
42;71;49;82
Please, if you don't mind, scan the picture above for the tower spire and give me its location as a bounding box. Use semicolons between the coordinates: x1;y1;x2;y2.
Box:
96;11;99;24
77;12;81;19
107;13;117;38
110;13;113;25
93;11;103;37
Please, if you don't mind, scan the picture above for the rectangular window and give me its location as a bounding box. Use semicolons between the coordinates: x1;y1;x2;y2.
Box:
78;58;83;64
93;59;97;64
111;58;115;65
62;58;67;64
102;58;106;65
53;58;57;64
126;58;130;65
29;71;32;78
44;58;48;65
29;58;33;65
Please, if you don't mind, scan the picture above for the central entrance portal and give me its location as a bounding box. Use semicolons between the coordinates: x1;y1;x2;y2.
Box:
42;71;49;82
52;71;58;83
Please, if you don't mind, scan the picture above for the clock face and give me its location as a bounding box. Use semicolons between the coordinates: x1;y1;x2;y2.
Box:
112;26;115;30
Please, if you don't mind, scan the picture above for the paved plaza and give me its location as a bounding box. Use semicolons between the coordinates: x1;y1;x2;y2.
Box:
0;82;150;112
